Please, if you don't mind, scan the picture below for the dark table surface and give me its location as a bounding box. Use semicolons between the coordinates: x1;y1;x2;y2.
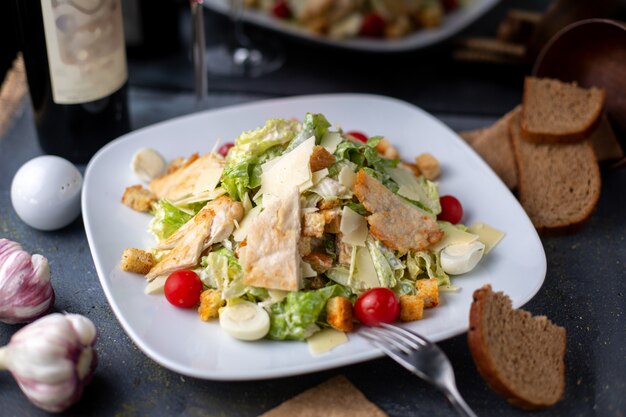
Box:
2;1;626;416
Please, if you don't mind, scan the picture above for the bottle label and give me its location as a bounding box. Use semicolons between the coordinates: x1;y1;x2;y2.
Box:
40;0;128;104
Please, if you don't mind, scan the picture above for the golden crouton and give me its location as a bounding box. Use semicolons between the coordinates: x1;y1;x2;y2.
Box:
302;212;325;238
298;236;313;257
198;289;223;321
120;248;155;275
321;208;341;233
417;4;443;28
375;138;399;159
310;145;336;172
385;16;412;39
399;295;425;322
318;199;340;210
121;185;157;212
303;252;334;273
336;233;353;265
326;296;354;332
416;278;439;308
415;153;441;180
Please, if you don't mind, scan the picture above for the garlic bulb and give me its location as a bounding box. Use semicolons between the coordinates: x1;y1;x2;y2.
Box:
0;313;98;413
0;238;55;324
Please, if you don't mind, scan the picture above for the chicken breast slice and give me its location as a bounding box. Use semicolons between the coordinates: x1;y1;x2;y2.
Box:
242;188;301;292
149;153;225;201
146;196;243;280
353;169;443;253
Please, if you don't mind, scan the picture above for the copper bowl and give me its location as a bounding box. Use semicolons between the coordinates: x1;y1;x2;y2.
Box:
533;18;626;147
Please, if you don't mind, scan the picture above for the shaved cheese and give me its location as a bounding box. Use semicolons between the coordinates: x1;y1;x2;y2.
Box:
312;168;329;185
468;222;505;254
144;276;167;294
172;187;227;206
338;166;357;189
259;136;315;202
340;206;368;247
308;328;348;355
430;222;479;253
385;166;424;203
319;132;343;154
301;261;317;278
233;205;262;242
242;192;253;214
193;158;224;195
353;246;379;290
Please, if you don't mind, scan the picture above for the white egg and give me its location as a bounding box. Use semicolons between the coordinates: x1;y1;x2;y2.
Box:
219;301;270;341
440;241;486;275
11;156;83;231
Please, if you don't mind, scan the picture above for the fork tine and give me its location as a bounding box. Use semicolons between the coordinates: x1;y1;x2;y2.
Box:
367;328;414;354
373;327;421;351
380;322;428;347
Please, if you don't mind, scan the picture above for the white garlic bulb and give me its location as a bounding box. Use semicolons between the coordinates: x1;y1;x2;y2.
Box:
0;238;55;324
0;313;98;413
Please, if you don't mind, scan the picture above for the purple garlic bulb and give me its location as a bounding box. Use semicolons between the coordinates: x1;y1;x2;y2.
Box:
0;238;55;324
0;313;98;412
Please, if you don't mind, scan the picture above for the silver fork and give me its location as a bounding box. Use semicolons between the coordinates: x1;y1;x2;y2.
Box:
362;323;478;417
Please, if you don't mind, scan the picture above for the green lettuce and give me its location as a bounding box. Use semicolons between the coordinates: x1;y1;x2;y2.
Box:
284;113;330;152
149;200;194;241
406;251;450;287
268;285;350;340
366;237;396;288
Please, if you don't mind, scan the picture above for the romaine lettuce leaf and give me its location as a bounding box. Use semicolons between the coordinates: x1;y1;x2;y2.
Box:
149;199;195;241
227;118;299;163
268;285;350;340
366;236;396;288
406;251;450;287
284;113;330;152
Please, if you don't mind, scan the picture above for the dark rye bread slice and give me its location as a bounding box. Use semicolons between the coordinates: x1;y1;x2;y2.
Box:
468;285;566;409
467;107;519;189
510;112;601;233
521;77;605;144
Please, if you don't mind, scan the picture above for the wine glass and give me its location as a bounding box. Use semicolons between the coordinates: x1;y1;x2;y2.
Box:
198;0;284;78
190;0;208;103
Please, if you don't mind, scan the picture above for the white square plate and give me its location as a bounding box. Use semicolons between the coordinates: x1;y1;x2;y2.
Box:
203;0;499;52
83;94;545;380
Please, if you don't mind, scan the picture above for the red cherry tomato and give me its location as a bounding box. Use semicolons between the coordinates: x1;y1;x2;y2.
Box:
345;131;368;143
438;195;463;224
360;13;386;38
164;270;203;308
218;142;234;158
272;0;291;19
354;288;400;326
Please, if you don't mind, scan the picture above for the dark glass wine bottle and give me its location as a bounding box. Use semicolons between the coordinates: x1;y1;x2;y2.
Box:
14;0;131;164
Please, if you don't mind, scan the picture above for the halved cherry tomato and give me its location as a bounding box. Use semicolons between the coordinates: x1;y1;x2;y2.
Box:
360;13;386;38
164;270;203;308
354;288;400;326
345;131;368;143
438;195;463;224
218;142;234;158
272;0;291;19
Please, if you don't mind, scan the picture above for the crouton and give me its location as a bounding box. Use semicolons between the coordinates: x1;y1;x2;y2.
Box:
417;4;443;28
310;145;336;172
319;199;340;210
336;233;353;265
326;296;354;332
321;208;341;233
121;185;157;212
298;236;313;257
416;278;439;308
120;248;155;275
302;212;325;238
385;16;412;39
375;138;400;159
303;252;334;273
198;289;223;321
399;295;425;321
415;153;440;180
354;170;443;253
308;275;328;290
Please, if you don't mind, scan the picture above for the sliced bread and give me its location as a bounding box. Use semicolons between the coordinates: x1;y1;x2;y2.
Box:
521;77;605;144
510;111;601;233
468;284;566;409
469;107;520;189
589;115;624;162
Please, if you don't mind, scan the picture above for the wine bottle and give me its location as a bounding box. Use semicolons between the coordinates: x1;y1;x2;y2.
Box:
14;0;131;163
